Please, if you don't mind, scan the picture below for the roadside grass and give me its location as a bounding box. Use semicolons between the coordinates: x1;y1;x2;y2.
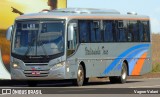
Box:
152;34;160;72
152;63;160;72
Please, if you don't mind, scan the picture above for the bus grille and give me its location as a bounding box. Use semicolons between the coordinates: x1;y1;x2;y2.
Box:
23;70;49;77
25;63;48;66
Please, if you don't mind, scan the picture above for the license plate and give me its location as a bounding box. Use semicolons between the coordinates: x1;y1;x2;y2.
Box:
31;71;40;75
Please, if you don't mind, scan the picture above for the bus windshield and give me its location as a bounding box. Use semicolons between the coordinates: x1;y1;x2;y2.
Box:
12;21;65;56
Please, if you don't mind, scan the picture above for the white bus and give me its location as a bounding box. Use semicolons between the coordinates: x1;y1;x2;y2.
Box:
6;8;151;86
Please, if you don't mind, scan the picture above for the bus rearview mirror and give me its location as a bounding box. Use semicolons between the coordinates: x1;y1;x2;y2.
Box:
6;25;13;41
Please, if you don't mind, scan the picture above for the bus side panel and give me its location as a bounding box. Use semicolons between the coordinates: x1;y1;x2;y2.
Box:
102;43;151;76
65;59;78;79
140;45;152;75
130;46;152;75
140;58;152;75
67;43;152;78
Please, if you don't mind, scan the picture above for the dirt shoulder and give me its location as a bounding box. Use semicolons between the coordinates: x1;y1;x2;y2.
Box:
128;72;160;79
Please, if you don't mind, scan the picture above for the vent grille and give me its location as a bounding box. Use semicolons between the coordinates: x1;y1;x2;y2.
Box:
23;70;49;77
25;63;48;66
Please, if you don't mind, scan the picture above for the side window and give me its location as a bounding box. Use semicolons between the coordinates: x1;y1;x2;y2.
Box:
128;22;132;42
103;21;113;42
119;29;127;42
90;21;96;42
143;21;150;42
128;21;138;42
79;20;102;43
139;22;144;42
118;21;127;42
118;21;123;28
94;21;102;42
138;21;150;42
90;21;102;42
79;20;90;43
133;21;139;42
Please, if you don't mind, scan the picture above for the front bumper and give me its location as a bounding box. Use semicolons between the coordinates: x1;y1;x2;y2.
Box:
11;66;66;80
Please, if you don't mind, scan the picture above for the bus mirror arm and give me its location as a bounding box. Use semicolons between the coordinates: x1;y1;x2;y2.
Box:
6;25;13;41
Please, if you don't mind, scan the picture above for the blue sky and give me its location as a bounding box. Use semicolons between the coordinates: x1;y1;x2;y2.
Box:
67;0;160;33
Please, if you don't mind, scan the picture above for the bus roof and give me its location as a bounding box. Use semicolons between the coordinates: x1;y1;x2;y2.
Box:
16;8;149;21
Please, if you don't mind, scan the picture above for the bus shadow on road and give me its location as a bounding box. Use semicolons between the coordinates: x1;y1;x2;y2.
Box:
0;80;144;87
35;80;144;87
83;80;144;86
0;80;27;87
126;80;144;84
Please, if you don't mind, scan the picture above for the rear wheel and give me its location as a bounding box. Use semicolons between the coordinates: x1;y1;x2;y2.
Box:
73;65;85;86
109;62;128;84
118;62;127;83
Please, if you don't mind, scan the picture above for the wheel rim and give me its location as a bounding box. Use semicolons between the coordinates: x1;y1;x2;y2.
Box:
122;65;127;80
77;66;84;85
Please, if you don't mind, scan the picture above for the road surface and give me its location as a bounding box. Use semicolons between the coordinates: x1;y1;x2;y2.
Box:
0;78;160;88
0;78;160;96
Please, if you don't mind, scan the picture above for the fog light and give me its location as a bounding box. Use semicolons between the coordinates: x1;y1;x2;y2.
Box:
12;63;20;69
13;63;18;67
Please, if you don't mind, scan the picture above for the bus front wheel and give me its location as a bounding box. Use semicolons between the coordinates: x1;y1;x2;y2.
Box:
73;65;85;86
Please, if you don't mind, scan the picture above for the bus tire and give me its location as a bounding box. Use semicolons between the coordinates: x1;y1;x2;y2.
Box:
118;62;128;84
109;62;127;84
27;81;38;87
73;65;85;86
84;78;89;85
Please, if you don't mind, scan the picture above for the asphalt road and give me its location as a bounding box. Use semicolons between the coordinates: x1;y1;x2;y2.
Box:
0;78;160;88
0;78;160;97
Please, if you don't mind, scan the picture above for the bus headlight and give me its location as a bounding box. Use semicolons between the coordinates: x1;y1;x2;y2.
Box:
51;62;65;70
12;63;20;69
